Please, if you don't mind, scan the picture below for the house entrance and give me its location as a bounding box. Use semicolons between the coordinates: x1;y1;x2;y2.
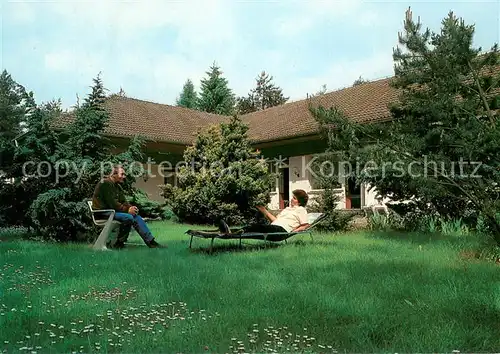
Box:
278;164;290;209
346;177;361;209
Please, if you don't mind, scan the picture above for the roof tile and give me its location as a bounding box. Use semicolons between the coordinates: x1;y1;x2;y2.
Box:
52;60;498;145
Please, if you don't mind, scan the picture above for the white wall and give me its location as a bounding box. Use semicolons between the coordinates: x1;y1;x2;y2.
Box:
268;189;280;210
288;155;346;210
131;156;391;209
133;163;165;202
269;154;394;211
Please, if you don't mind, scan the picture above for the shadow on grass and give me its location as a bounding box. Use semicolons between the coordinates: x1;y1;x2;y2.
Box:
188;241;282;255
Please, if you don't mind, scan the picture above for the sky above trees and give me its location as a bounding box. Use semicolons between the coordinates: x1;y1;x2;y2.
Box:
3;0;498;109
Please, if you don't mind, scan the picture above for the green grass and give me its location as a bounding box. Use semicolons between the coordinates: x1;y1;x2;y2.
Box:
1;221;499;353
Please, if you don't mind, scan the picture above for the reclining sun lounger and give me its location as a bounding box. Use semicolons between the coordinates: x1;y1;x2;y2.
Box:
185;212;327;253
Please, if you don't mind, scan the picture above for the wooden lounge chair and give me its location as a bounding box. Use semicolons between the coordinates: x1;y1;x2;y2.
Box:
86;200;121;251
185;212;328;253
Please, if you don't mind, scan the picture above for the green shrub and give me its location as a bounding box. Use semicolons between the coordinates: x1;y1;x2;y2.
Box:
161;205;179;222
308;189;355;232
127;189;163;219
368;212;391;231
0;226;33;240
161;116;274;225
29;188;91;242
125;188;179;222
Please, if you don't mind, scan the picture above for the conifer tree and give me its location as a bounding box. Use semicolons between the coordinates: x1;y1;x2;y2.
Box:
176;79;198;109
197;62;235;115
65;72;110;161
0;70;31;173
310;8;500;241
236;71;289;114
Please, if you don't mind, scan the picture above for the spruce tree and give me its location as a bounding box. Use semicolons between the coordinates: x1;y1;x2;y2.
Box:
197;62;235;115
236;71;289;114
176;79;198;109
65;72;110;161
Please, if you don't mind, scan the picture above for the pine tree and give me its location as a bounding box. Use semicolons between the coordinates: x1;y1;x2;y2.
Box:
176;79;198;109
236;71;289;114
197;62;235;115
352;76;368;86
307;84;328;99
310;8;500;242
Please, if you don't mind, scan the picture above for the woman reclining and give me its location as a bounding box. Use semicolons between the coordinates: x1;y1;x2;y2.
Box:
219;189;310;234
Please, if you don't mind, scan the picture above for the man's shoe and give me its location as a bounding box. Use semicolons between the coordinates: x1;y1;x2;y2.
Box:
218;220;231;234
108;240;125;249
146;238;162;248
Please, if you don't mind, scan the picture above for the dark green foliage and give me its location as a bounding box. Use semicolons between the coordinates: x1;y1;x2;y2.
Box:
65;73;110;161
236;71;289;114
0;71;155;241
29;188;90;242
310;8;500;243
197;62;236;115
161;115;273;225
176;79;198;109
127;189;165;220
0;70;33;188
25;74;113;239
0;70;29;141
0;89;61;227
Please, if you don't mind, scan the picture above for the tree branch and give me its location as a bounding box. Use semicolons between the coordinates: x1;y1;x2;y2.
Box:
467;60;496;126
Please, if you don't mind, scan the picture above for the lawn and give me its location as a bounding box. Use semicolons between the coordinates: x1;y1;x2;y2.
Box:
1;221;499;353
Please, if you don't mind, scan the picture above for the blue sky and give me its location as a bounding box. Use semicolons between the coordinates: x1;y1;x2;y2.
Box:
2;0;499;110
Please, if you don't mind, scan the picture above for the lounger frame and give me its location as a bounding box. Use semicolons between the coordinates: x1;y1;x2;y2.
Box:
185;213;327;253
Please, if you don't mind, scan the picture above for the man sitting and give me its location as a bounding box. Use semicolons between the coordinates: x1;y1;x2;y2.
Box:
219;189;310;234
92;164;162;249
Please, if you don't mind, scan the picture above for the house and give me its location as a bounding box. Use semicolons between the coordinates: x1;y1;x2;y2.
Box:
53;76;400;211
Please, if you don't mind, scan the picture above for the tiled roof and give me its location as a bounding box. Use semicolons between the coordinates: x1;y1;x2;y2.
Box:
52;77;400;145
52;95;230;145
243;77;399;143
53;59;498;145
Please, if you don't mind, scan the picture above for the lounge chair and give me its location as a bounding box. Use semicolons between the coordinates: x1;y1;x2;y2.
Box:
185;212;327;253
86;200;121;251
